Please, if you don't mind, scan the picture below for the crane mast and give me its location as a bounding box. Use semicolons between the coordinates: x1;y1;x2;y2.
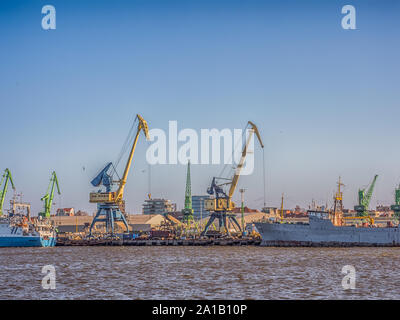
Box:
0;169;15;216
39;171;61;218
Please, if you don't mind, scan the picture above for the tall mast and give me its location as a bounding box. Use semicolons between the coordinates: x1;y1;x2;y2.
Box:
333;176;344;214
185;161;192;210
182;161;194;224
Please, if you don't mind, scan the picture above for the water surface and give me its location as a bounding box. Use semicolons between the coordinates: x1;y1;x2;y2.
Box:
1;246;399;299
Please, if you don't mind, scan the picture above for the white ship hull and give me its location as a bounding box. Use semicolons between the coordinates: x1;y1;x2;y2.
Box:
0;220;56;247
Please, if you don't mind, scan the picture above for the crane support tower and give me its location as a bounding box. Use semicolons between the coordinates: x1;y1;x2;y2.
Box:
354;175;378;217
39;171;60;218
182;160;194;224
0;169;15;216
88;114;150;237
201;121;264;236
391;184;400;218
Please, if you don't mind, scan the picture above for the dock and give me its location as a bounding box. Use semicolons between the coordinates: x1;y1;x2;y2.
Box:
56;238;261;247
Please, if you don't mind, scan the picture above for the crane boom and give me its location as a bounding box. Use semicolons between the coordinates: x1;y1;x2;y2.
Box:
115;114;150;202
40;171;61;218
228;121;264;198
355;174;378;217
0;169;15;216
89;114;150;205
363;174;378;207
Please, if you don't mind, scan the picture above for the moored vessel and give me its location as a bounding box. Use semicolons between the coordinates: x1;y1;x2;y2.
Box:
0;215;56;247
254;211;400;247
254;177;400;247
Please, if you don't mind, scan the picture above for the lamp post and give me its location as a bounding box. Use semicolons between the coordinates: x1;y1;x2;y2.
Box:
200;197;203;231
239;188;246;235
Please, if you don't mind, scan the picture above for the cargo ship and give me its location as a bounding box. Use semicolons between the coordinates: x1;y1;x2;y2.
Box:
0;216;56;247
254;177;400;247
254;211;400;247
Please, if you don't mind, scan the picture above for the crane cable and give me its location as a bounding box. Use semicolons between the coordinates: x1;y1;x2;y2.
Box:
263;147;266;208
113;116;138;179
218;122;249;181
214;122;267;210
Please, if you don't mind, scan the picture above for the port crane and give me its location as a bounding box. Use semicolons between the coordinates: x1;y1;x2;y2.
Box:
39;171;61;218
391;183;400;219
354;175;378;217
88;114;150;236
201;121;264;236
0;169;15;216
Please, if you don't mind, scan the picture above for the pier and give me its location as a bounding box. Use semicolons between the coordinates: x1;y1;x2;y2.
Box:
56;238;261;247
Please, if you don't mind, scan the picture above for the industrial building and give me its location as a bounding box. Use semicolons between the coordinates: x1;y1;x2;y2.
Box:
56;208;75;216
50;214;165;234
192;195;211;219
51;215;93;233
142;198;176;215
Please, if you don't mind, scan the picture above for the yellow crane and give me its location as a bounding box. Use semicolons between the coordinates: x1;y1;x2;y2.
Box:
88;114;150;236
201;121;264;236
342;215;375;225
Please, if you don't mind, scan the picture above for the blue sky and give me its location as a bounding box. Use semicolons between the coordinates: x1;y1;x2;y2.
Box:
0;0;399;215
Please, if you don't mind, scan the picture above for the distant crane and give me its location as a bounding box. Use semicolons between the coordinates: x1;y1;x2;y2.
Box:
391;183;400;219
354;175;378;217
39;171;60;218
201;121;264;236
88;114;150;236
182;160;194;224
0;169;15;216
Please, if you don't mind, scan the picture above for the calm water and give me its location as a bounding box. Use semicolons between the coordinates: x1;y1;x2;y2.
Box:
1;246;399;299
